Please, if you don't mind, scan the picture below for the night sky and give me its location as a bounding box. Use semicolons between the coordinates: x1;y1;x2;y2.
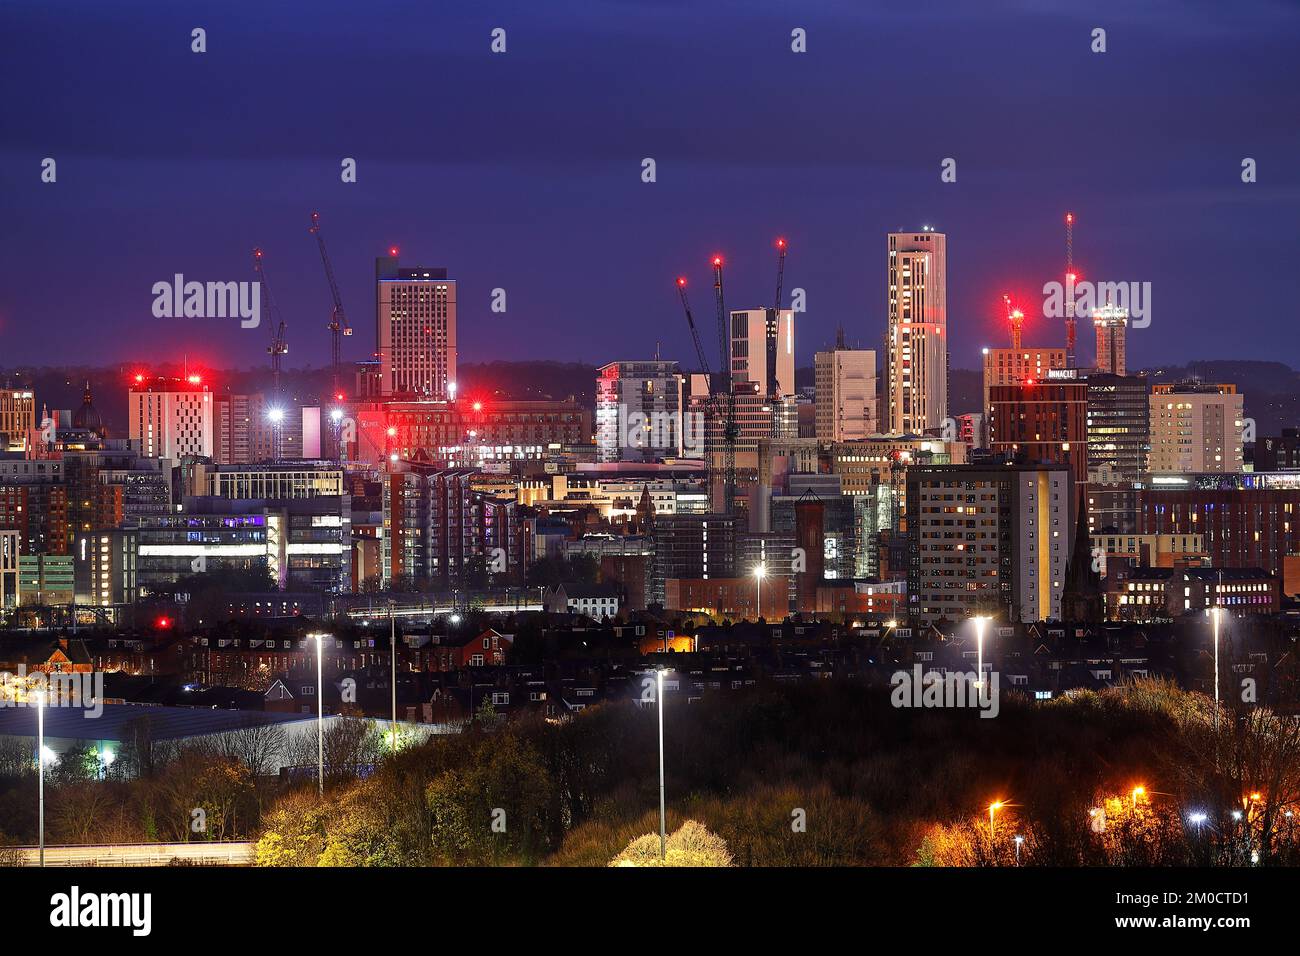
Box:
3;0;1298;378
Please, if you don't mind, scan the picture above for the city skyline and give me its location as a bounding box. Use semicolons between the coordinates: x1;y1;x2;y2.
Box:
4;1;1299;373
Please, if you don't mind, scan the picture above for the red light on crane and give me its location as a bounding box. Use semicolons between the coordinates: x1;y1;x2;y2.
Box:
676;277;687;287
776;238;787;249
389;246;399;257
712;256;723;267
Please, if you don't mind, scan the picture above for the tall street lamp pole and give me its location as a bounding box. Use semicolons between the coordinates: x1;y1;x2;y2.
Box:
753;564;766;622
37;690;45;868
312;633;326;796
1212;605;1221;730
973;616;989;689
657;668;667;861
390;602;398;752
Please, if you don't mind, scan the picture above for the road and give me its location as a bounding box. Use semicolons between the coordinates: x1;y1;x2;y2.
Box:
10;841;255;867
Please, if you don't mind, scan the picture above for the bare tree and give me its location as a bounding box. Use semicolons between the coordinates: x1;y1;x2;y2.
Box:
220;717;289;779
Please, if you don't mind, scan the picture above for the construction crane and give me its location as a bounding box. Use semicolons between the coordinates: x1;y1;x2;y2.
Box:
253;248;288;398
1065;212;1076;367
308;211;354;394
676;277;712;379
1003;294;1025;351
772;237;787;317
712;255;737;516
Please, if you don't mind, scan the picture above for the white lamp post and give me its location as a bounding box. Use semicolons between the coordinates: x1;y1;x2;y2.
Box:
657;668;667;861
973;616;990;688
390;602;398;752
753;563;767;622
309;632;327;796
36;690;45;868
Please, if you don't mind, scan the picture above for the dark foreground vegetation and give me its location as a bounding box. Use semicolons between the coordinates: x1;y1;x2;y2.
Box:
3;680;1299;865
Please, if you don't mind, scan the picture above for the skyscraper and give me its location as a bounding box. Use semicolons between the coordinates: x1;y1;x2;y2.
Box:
376;256;457;400
1093;306;1128;376
0;389;36;453
988;379;1089;489
128;375;214;460
1149;382;1244;474
595;360;687;462
814;342;877;441
886;230;947;434
730;308;795;398
907;463;1073;624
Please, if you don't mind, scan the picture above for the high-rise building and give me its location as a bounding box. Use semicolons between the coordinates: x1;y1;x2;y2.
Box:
981;347;1067;423
376;257;457;399
595;361;686;463
1093;306;1129;376
886;230;947;434
988;380;1089;488
0;389;36;452
815;344;877;442
128;375;214;460
1085;374;1149;532
1149;382;1244;474
730;309;795;398
0;530;18;609
907;463;1073;624
1085;373;1149;482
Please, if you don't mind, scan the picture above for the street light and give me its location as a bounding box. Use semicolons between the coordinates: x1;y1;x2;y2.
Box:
988;800;1004;851
1014;834;1024;866
1211;605;1221;728
389;602;398;753
308;632;328;796
753;563;767;622
1131;785;1146;810
973;616;990;688
657;668;668;861
35;690;45;868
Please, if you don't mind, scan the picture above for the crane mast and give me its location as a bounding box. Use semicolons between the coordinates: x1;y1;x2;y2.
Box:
712;256;736;516
1003;294;1024;351
308;211;353;394
1065;212;1076;367
253;248;288;397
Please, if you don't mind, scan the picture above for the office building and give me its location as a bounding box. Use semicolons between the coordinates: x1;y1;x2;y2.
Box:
886;230;947;433
376;257;457;399
988;380;1089;488
1093;306;1128;376
730;309;795;398
1149;382;1244;474
907;463;1073;624
815;344;877;442
1255;428;1300;472
0;389;37;452
982;347;1067;423
128;374;214;460
595;361;687;462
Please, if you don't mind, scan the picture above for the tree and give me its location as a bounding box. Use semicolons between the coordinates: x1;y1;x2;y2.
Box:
426;733;554;864
609;821;733;867
220;717;288;780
